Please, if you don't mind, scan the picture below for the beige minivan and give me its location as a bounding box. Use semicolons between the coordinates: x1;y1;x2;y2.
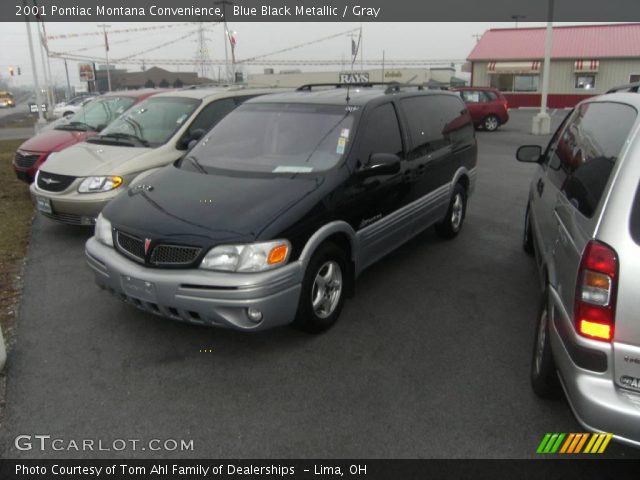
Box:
30;87;280;225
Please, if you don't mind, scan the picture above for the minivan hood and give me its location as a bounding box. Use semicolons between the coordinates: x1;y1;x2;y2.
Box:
104;166;325;246
18;128;93;154
40;142;153;177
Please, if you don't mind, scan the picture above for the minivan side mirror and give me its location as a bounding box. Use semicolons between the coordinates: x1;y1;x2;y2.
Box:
516;145;543;163
179;128;206;151
358;153;401;178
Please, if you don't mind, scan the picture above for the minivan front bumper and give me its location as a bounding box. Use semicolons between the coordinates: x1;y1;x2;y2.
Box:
549;288;640;448
85;237;303;331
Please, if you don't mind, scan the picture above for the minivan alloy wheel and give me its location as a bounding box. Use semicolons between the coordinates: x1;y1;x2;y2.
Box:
451;193;464;231
312;260;343;319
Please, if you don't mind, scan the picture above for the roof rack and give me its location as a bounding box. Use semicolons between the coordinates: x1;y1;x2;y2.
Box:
606;81;640;94
296;82;426;94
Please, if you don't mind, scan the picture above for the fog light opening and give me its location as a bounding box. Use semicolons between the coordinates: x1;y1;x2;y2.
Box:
247;307;263;323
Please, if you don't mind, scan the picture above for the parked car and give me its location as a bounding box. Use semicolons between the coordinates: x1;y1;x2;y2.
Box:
85;83;478;333
452;86;509;131
14;90;158;183
0;91;15;108
606;81;640;94
517;93;640;448
31;87;281;226
51;94;98;118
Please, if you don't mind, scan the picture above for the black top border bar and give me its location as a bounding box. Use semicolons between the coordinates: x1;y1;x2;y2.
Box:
4;0;640;22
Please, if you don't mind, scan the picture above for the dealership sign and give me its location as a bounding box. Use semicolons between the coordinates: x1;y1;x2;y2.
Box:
78;63;95;82
339;72;370;83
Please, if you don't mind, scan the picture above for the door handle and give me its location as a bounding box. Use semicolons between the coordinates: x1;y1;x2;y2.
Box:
536;178;545;196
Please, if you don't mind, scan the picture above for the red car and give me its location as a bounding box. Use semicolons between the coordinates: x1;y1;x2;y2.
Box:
13;89;160;183
452;87;509;132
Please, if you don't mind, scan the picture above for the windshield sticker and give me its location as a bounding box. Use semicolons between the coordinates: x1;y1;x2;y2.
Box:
336;136;347;154
116;106;125;114
345;105;359;112
273;166;314;173
176;113;188;125
340;128;350;139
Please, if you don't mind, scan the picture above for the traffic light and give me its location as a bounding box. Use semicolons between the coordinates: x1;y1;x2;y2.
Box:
8;66;14;77
17;67;21;75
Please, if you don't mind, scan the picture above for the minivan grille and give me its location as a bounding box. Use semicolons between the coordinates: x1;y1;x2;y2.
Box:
14;152;40;169
37;171;75;192
115;231;145;263
115;230;201;266
150;245;201;266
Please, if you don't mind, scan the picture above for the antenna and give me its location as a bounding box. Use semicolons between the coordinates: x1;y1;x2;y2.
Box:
345;28;362;103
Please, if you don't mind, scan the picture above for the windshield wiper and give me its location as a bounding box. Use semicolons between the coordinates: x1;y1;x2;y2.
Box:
185;155;207;174
55;121;94;132
97;132;150;147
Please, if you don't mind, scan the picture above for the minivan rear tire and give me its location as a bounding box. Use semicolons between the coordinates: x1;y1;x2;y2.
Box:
531;290;561;399
293;243;348;333
436;184;467;239
523;204;534;255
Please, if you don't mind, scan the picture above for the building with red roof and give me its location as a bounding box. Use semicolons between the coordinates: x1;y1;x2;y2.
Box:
467;23;640;108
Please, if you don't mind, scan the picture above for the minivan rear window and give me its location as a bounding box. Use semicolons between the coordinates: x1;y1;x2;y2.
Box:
185;103;355;174
631;183;640;245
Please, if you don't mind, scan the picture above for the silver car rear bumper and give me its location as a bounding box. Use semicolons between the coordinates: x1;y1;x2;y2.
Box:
85;237;303;331
549;287;640;448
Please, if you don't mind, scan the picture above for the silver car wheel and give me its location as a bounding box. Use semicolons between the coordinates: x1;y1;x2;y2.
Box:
311;260;343;319
451;193;464;231
534;305;548;375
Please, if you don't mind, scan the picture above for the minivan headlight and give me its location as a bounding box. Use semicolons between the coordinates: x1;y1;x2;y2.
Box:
94;213;114;247
200;240;291;272
78;176;123;193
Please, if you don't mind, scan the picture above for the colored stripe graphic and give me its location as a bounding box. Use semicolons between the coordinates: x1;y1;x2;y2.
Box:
538;433;612;454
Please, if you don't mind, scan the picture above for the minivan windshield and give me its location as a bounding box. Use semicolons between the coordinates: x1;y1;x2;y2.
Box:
184;103;355;174
88;97;200;148
56;96;136;132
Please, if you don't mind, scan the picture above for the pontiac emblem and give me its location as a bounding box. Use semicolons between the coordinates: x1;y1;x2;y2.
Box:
144;238;152;255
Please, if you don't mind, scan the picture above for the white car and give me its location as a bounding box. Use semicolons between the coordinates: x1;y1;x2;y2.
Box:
52;95;97;119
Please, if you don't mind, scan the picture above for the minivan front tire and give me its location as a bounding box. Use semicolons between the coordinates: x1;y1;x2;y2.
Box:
436;184;467;239
531;290;561;398
293;243;348;333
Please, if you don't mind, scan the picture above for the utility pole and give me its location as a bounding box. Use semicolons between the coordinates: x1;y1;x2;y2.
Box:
37;9;56;106
195;22;212;79
215;0;233;83
35;21;52;115
381;50;385;82
532;0;554;135
98;24;112;92
24;4;45;127
64;59;71;101
511;15;525;28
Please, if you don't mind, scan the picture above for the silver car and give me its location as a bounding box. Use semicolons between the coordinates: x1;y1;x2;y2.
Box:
517;93;640;448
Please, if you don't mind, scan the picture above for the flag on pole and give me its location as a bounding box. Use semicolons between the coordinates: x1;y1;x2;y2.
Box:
351;38;357;56
104;31;109;52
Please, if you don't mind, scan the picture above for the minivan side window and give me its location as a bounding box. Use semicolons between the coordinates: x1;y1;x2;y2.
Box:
359;102;403;164
187;98;237;136
550;102;636;217
401;95;464;158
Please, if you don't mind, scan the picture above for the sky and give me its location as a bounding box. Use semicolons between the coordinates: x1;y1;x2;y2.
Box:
0;21;619;88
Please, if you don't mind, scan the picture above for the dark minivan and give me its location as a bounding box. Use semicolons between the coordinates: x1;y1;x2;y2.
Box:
85;83;478;333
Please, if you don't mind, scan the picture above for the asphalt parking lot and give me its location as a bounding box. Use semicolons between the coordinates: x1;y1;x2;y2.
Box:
1;109;638;459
